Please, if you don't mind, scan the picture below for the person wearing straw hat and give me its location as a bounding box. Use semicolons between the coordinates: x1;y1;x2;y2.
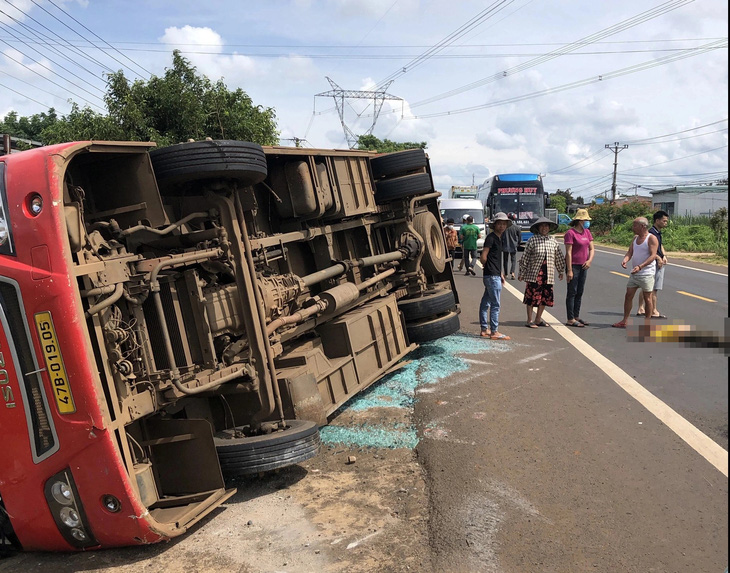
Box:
564;208;595;327
518;217;565;328
478;212;511;340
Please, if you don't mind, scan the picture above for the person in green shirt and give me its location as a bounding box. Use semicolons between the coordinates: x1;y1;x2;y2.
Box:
458;215;481;276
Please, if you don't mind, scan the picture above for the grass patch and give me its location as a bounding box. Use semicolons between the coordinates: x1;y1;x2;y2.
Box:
596;219;728;260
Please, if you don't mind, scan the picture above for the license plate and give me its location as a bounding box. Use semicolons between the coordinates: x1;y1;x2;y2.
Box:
34;311;75;414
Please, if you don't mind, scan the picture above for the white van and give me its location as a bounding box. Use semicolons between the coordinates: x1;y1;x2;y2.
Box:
439;197;486;251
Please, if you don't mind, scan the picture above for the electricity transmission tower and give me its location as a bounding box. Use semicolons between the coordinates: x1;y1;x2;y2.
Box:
315;77;402;149
605;142;629;202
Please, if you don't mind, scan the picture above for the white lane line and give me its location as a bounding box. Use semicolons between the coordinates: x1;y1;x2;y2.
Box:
499;278;728;477
590;247;728;276
479;262;726;467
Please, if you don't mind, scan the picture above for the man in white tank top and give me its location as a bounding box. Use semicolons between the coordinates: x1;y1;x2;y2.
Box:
612;217;658;328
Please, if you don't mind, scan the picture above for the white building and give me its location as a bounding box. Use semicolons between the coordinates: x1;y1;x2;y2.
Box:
650;185;728;217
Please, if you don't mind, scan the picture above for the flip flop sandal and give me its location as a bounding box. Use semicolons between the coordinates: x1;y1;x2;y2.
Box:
612;322;627;328
635;312;645;317
525;322;538;329
577;319;590;326
490;333;511;340
651;314;667;319
536;320;550;327
566;321;584;328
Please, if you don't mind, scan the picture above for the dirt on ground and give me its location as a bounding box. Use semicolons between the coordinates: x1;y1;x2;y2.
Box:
0;408;432;573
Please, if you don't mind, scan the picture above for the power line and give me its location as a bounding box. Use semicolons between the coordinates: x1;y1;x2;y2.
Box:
0;80;60;109
410;0;696;109
0;8;108;83
27;0;149;79
43;0;151;78
405;39;727;119
549;149;612;174
618;145;729;174
0;69;81;106
374;0;515;89
623;119;729;145
0;39;105;109
0;20;105;94
3;0;117;77
5;40;718;59
1;37;719;49
548;119;729;175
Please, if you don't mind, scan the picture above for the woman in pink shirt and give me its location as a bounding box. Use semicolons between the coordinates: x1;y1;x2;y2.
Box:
564;209;595;327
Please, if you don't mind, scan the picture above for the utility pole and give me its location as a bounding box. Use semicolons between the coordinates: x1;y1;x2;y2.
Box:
605;142;628;202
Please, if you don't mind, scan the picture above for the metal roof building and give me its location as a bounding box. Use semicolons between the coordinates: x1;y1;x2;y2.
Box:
650;185;728;217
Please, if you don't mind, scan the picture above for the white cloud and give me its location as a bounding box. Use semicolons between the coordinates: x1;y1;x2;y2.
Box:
0;0;725;198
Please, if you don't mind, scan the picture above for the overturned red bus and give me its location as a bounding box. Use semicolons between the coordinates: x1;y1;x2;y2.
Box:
0;141;459;551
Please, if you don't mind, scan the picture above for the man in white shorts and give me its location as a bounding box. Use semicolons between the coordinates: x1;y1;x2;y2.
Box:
612;217;658;328
637;210;670;318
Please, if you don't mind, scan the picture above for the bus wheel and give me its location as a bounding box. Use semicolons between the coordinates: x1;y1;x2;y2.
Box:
150;140;268;193
406;311;460;343
374;172;432;204
214;420;320;477
398;287;456;321
413;211;447;275
371;148;427;179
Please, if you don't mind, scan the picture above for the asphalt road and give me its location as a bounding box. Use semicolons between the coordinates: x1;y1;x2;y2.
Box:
2;249;725;573
542;243;727;449
415;251;728;572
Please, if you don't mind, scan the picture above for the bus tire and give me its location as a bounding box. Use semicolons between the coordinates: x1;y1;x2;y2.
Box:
370;148;427;179
374;172;432;204
398;287;456;322
150;140;268;191
413;211;446;275
214;420;320;477
406;311;460;343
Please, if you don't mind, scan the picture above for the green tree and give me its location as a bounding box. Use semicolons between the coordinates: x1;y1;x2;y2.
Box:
1;109;59;145
41;103;125;143
356;134;426;152
101;52;279;146
8;51;279;148
549;194;566;214
552;188;574;205
586;203;617;234
618;200;651;221
710;207;728;239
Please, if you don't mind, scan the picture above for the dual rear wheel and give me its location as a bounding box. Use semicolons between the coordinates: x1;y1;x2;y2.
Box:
398;287;460;343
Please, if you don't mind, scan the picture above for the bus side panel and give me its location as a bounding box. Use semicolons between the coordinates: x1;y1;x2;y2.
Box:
1;146;165;550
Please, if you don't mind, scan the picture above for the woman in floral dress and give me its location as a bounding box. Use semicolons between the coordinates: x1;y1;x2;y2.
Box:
518;217;565;328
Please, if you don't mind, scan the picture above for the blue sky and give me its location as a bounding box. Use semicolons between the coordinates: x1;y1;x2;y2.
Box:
0;0;727;200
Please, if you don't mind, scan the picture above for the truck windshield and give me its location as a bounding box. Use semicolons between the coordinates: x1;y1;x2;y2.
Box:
441;209;483;223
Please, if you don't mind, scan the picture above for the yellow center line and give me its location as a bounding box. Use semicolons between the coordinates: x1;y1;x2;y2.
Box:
610;271;630;278
677;290;717;303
